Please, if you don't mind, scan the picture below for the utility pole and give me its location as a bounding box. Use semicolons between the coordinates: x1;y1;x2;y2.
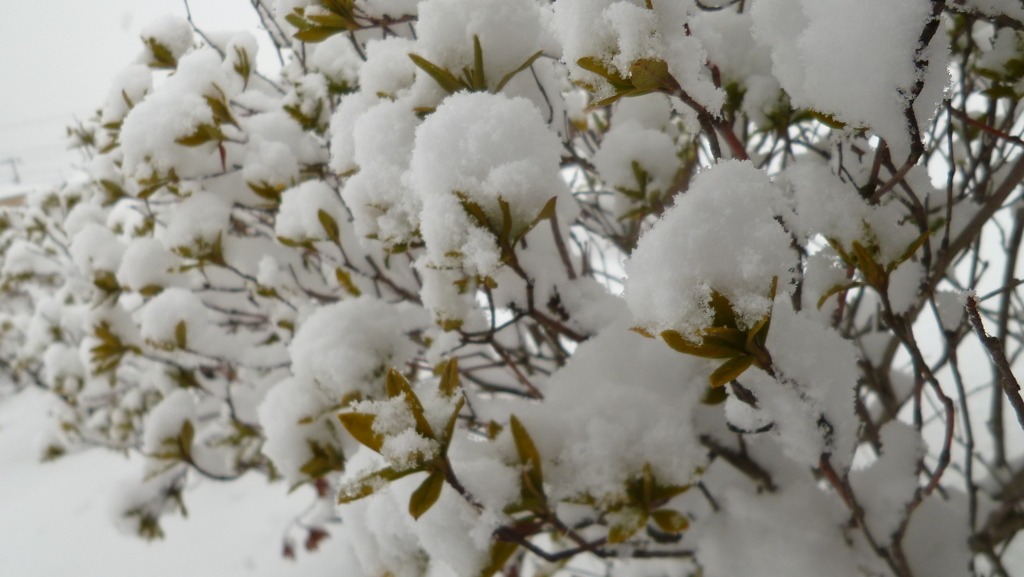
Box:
1;158;21;184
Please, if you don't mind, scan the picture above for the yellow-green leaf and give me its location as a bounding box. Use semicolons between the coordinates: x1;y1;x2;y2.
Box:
708;290;738;329
890;229;932;269
179;420;194;461
338;412;385;453
651;509;689;533
816;281;863;310
409;470;445;519
471;35;487;91
701;385;728;405
174;320;187;349
587;88;651;109
535;196;557;222
576;57;632;90
204;94;237;127
709;355;755;388
809;109;847;129
386;368;435;439
338;466;418;504
335;267;361;296
146;38;177;69
306;12;352;29
497;197;513;247
409;53;465;94
318;209;341;244
442;396;465;451
628;58;680;92
456;194;492;232
630;326;656;338
700;327;748;353
608;507;647;543
294;26;344;43
477;540;519;577
175;124;224;147
438;357;460;397
509;415;544;499
660;330;741;359
649;482;690;505
852;240;883;287
495;50;543;92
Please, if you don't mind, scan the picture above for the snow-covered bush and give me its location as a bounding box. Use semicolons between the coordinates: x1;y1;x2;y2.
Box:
7;0;1024;575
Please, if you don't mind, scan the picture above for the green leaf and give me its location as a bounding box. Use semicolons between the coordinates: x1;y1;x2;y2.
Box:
174;320;187;349
477;541;519;577
700;327;749;353
659;330;742;359
321;0;356;19
338;412;385;453
146;38;177;69
456;194;492;232
890;229;932;270
93;270;120;294
808;109;847;129
139;285;164;297
495;50;543;92
709;355;755;388
576;57;632;91
175;124;225;147
438;357;460;397
318;209;340;244
816;282;863;310
232;46;251;83
442;396;465;451
299;440;344;479
535;196;557;222
825;237;855;268
628;58;680;92
99;179;126;200
409;470;445;519
385;368;436;440
179;420;194;461
651;509;689;533
471;35;487;91
587;88;651;109
335;267;361;296
608;507;647;543
708;290;738;329
851;240;884;287
409;53;466;94
294;26;345;43
338;466;419;504
305;12;352;29
649;482;690;505
497;197;513;247
509;415;544;503
285;12;309;29
204;94;237;127
701;385;728;405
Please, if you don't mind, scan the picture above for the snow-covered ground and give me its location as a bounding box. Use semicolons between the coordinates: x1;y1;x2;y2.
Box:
0;387;344;576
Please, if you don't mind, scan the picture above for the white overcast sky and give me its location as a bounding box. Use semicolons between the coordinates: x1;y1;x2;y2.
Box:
0;0;277;189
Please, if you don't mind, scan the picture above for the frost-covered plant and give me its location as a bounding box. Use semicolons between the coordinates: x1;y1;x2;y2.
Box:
9;0;1024;575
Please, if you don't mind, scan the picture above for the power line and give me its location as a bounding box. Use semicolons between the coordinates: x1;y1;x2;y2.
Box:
1;158;22;184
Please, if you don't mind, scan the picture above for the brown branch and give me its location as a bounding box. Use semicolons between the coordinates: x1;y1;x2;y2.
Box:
549;212;576;280
966;296;1024;434
948;105;1024;149
699;435;776;491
